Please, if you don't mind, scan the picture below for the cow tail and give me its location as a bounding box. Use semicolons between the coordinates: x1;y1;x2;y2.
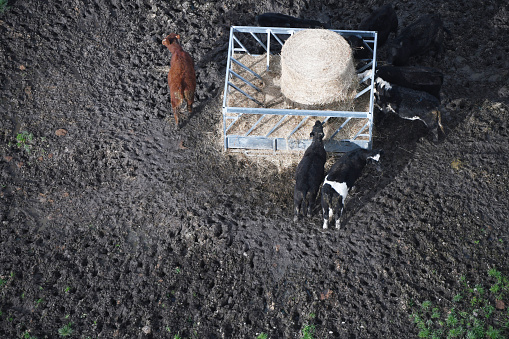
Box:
437;109;444;133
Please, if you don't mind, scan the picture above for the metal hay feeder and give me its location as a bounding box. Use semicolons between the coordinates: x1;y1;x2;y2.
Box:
222;26;378;153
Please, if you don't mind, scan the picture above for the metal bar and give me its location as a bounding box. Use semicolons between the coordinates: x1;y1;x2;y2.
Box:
233;34;250;54
222;26;235;110
234;26;376;37
266;31;271;71
357;60;373;73
231;57;262;80
271;31;286;46
249;32;268;53
266;115;288;137
355;85;371;99
225;115;241;134
222;27;236;150
329;118;351;140
228;82;264;106
244;114;267;136
353;121;370;140
225;135;370;152
288;116;310;138
368;32;378;147
229;69;261;92
225;107;370;118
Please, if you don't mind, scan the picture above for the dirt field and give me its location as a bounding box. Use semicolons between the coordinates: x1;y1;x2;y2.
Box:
1;0;508;338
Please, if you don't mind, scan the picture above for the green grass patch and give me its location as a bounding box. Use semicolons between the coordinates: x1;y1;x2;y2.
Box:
410;268;509;338
0;0;9;13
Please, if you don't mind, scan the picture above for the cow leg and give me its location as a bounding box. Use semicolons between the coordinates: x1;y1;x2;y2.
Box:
294;191;303;222
306;191;316;218
170;90;181;127
184;90;194;113
300;194;308;220
172;105;180;127
335;199;344;229
321;196;330;229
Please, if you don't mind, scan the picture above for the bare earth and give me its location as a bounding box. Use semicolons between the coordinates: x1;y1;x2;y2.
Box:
1;0;508;338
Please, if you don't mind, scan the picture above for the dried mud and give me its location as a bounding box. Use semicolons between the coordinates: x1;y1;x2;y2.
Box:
0;0;508;338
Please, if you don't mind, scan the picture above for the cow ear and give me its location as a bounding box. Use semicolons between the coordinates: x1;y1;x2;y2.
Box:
310;131;315;138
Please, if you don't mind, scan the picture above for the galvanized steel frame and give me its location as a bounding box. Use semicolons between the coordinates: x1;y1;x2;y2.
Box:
222;26;378;153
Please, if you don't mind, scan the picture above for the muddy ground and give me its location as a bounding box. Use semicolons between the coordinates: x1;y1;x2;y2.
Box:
1;0;509;338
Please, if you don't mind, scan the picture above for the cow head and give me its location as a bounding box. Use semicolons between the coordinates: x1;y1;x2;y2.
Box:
162;33;181;47
310;120;325;140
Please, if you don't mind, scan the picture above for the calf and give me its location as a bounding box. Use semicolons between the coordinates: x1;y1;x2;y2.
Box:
375;65;443;99
256;12;329;29
294;121;327;222
162;33;196;127
388;14;448;66
348;4;398;59
321;148;383;229
374;78;444;140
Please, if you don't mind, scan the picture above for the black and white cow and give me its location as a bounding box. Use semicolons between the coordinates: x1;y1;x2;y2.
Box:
374;77;444;140
388;14;449;66
348;4;398;59
256;12;329;29
294;121;327;222
321;148;383;229
375;65;443;99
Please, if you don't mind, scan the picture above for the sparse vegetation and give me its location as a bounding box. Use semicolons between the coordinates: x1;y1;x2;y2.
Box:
257;333;268;339
0;0;8;13
21;330;37;339
15;131;34;153
410;268;509;338
301;324;316;339
58;322;74;337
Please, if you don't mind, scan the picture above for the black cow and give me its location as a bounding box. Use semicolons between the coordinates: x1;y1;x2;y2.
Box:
374;78;444;140
321;148;383;229
375;65;443;99
388;14;448;66
294;121;327;222
256;13;329;29
347;4;398;59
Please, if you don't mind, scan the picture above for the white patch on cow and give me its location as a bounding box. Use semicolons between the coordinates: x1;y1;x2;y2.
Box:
323;208;333;229
367;154;380;162
375;77;392;91
323;178;349;203
401;116;424;122
386;103;397;114
357;69;372;84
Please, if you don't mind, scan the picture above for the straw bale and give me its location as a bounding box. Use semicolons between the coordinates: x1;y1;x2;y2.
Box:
280;29;357;106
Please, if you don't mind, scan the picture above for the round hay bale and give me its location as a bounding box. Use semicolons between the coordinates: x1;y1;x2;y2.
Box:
280;29;357;107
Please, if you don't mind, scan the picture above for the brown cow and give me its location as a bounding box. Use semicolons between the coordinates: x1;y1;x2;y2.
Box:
162;33;196;127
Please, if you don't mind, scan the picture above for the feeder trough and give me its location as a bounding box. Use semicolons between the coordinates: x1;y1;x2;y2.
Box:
222;26;378;153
